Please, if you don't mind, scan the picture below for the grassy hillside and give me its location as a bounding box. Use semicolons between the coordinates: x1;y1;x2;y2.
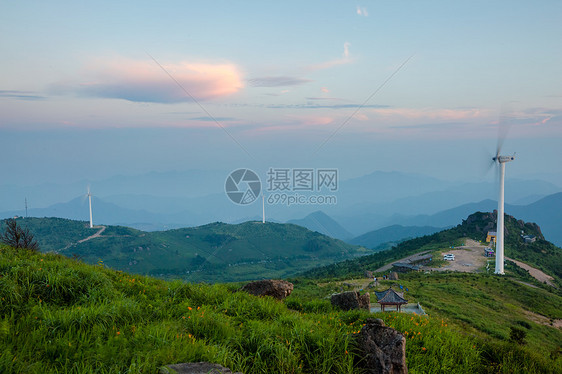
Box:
0;218;371;283
302;212;562;287
1;245;561;373
290;272;562;373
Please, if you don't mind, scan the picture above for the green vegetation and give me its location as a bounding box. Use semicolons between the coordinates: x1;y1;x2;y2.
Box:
2;212;561;372
2;244;561;373
0;217;93;251
293;272;562;373
0;218;39;250
0;218;371;283
300;227;463;280
301;212;562;288
0;245;491;374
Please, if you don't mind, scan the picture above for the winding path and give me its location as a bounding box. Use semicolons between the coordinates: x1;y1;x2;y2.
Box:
60;225;106;251
78;225;106;243
372;239;557;288
505;256;556;288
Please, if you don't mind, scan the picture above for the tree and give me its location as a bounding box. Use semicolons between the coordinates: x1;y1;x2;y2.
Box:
0;219;39;251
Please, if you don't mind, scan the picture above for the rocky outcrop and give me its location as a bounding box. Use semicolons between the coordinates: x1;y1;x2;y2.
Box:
388;272;399;280
240;279;293;300
330;291;370;311
160;362;242;374
462;211;545;240
353;318;408;374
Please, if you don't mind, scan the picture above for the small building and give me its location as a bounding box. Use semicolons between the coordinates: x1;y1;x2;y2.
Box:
409;254;433;265
486;231;497;243
484;247;495;257
392;262;420;273
375;287;408;312
522;235;536;244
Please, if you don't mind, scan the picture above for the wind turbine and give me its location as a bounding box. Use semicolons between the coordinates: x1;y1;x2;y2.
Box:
87;186;94;228
492;144;515;275
262;194;265;224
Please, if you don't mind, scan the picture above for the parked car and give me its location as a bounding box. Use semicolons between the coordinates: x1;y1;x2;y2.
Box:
443;254;455;261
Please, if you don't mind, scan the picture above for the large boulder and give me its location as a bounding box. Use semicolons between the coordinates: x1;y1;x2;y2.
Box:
330;291;370;311
160;362;242;374
240;279;293;300
358;292;371;309
353;318;408;374
388;272;399;280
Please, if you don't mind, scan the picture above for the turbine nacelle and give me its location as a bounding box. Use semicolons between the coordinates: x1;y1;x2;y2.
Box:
492;155;515;164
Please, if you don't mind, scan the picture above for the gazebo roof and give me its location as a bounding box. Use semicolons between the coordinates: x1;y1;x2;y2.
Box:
375;288;408;305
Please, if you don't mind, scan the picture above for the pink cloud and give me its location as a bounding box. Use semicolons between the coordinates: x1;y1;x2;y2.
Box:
55;58;243;103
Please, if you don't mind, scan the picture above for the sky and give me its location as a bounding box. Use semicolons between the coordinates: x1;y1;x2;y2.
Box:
1;1;561;186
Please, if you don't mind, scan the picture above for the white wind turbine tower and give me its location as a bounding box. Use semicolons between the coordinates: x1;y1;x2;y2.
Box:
87;186;94;228
262;194;265;224
492;144;515;275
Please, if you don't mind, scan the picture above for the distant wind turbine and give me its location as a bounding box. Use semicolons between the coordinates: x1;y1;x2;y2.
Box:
262;194;265;224
87;187;94;228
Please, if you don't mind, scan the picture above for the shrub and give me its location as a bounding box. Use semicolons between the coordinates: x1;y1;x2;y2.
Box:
0;219;39;251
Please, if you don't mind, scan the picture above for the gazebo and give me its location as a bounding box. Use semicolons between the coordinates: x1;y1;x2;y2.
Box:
375;287;408;312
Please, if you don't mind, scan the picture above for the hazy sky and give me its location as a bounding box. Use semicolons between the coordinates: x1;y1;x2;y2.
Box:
1;1;561;185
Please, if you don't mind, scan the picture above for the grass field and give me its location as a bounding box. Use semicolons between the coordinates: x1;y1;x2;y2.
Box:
2;245;561;373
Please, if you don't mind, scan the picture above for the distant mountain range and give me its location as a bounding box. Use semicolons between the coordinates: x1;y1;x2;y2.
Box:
349;225;445;249
287;211;352;241
333;178;560;235
2;170;560;246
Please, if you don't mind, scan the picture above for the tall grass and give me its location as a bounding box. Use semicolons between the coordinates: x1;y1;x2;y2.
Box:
1;246;560;373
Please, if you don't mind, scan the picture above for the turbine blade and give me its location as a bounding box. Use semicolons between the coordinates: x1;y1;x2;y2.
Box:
496;104;513;157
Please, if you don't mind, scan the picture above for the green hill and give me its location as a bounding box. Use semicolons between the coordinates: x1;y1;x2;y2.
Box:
301;212;562;287
0;217;371;283
1;242;561;373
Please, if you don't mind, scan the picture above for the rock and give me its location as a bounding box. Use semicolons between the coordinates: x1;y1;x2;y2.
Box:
240;279;293;300
330;291;370;311
365;270;374;278
388;272;399;280
160;362;242;374
359;292;371;309
353;318;408;374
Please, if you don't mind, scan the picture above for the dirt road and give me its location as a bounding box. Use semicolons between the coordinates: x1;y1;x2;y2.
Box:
505;256;556;288
373;238;557;288
60;225;107;252
78;225;106;243
433;239;488;273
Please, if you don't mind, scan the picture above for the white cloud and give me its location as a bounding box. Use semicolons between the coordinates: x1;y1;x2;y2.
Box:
356;6;368;16
308;42;353;71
